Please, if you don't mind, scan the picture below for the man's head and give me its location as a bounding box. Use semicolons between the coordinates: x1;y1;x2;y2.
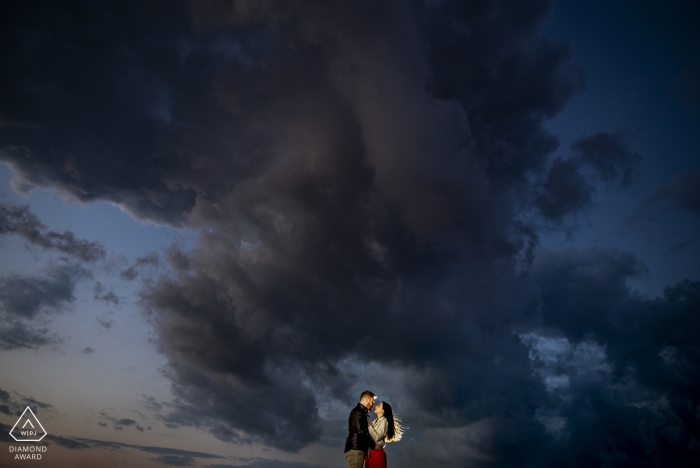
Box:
359;390;376;410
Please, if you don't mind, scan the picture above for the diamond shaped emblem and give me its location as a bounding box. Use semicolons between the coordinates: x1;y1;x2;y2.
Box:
9;406;47;442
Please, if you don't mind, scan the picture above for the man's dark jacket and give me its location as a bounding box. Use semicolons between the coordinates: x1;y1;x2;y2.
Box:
344;403;374;453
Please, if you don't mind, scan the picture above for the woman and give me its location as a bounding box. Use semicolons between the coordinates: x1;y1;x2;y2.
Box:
365;401;403;468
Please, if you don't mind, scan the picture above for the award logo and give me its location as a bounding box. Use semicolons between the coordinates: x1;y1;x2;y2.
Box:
9;406;47;442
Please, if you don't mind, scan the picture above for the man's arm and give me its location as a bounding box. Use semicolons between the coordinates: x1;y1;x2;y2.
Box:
349;408;363;435
357;412;379;450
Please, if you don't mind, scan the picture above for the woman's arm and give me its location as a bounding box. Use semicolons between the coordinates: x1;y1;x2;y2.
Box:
368;418;388;446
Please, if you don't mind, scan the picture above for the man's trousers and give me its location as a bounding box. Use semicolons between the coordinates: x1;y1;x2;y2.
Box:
345;449;364;468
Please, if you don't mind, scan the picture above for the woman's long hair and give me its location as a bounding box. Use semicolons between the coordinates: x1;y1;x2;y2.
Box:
381;402;404;442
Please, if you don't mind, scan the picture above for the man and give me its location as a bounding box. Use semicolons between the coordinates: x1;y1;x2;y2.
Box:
344;390;379;468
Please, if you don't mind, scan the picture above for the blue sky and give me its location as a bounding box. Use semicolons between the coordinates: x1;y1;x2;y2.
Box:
541;1;700;297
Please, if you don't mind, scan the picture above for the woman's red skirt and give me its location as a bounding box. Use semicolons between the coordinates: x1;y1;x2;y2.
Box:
365;448;387;468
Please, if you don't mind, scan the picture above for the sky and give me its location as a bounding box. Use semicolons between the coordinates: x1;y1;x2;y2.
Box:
0;1;699;467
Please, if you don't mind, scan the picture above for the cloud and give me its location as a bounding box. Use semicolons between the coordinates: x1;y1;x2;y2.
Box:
535;132;642;223
154;455;195;466
671;65;700;113
643;169;700;217
0;2;258;226
0;1;584;232
0;321;55;350
0;388;55;417
0;263;89;349
533;248;648;340
97;317;114;330
0;201;105;261
119;1;586;453
388;266;700;466
0;420;224;461
535;158;593;222
571;131;642;186
0;388;14;416
141;394;165;413
520;249;700;466
67;0;582;459
205;460;322;468
120;252;160;281
98;411;148;432
1;1;698;467
95;291;120;305
94;283;120;306
0;264;86;318
668;238;696;253
137;446;221;460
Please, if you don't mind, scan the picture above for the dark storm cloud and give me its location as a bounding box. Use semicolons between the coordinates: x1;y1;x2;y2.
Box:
0;1;275;226
0;3;191;226
0;0;582;457
535;158;593;222
129;0;586;455
533;248;647;341
668;238;696;253
0;263;89;349
671;65;700;113
0;201;105;261
520;250;700;467
571;132;642;186
535;132;642;223
1;1;697;466
395;260;700;466
643;169;700;217
0;0;585;231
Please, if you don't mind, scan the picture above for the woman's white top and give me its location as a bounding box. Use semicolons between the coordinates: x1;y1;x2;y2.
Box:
369;416;388;447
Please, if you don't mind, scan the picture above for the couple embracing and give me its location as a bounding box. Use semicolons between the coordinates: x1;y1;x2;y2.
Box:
344;390;403;468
